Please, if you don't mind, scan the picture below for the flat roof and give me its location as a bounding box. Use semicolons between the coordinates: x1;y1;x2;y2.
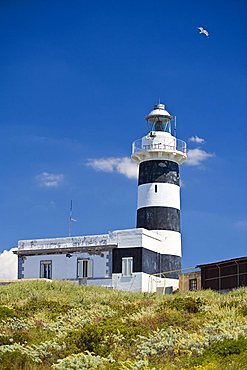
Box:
197;256;247;268
14;244;117;256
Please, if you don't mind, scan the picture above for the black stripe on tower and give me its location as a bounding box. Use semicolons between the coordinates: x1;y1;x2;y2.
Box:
138;160;180;186
137;207;180;232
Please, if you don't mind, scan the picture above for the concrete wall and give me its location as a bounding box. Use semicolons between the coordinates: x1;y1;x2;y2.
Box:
155;230;182;256
112;272;178;293
112;272;142;292
23;252;111;280
113;229;143;248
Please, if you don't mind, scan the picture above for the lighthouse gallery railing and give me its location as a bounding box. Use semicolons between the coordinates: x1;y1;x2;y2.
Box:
132;138;186;155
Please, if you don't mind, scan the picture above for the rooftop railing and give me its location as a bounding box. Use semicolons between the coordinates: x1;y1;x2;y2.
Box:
18;234;115;250
132;138;186;155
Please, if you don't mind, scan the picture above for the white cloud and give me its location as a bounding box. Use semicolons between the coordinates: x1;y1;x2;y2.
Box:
185;148;214;166
87;148;214;175
0;248;18;280
36;172;64;187
189;136;205;144
87;157;138;179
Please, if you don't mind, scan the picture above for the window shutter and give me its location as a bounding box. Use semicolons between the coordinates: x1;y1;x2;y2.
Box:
88;260;93;278
77;260;83;278
128;258;133;275
122;257;133;276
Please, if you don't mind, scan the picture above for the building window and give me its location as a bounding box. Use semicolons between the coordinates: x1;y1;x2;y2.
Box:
40;261;52;279
189;278;197;291
122;257;133;276
155;184;158;193
77;259;92;278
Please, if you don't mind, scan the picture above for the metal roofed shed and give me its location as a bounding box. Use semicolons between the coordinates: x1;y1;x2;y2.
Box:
197;256;247;292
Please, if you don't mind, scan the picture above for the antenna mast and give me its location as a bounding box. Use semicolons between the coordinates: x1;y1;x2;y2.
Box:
69;200;72;237
69;200;77;237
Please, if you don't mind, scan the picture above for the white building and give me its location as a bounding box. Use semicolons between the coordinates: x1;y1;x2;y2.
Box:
15;103;187;293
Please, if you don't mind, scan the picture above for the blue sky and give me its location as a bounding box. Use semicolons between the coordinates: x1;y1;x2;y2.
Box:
0;0;246;268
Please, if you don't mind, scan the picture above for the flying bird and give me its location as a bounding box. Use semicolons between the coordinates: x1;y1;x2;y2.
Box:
198;27;209;37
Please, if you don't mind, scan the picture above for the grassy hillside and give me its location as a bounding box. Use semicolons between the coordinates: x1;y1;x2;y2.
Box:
0;281;246;370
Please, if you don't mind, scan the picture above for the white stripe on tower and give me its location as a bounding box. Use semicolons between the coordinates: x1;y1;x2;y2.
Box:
137;183;180;210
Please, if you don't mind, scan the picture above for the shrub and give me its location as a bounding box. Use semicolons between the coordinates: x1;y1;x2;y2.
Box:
64;318;150;357
0;306;18;321
52;351;114;370
239;305;247;316
154;307;192;329
203;337;247;358
186;338;247;370
11;330;31;344
0;351;36;370
135;327;177;358
0;335;11;346
0;340;66;366
165;297;204;313
15;299;73;318
52;352;156;370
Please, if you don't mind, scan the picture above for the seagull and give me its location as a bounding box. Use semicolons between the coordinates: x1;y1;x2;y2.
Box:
198;27;209;37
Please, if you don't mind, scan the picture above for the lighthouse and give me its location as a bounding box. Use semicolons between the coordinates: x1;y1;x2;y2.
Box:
16;102;187;293
132;103;187;289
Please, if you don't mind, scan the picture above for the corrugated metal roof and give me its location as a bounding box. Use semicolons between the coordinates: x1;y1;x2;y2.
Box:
197;256;247;268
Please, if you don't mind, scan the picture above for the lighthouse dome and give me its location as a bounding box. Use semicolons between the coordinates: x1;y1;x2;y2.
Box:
146;103;172;123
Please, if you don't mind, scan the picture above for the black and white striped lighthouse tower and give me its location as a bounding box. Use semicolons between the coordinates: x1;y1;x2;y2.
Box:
132;103;187;286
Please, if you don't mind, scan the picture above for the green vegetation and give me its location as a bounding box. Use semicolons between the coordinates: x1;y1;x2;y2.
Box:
0;281;246;369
